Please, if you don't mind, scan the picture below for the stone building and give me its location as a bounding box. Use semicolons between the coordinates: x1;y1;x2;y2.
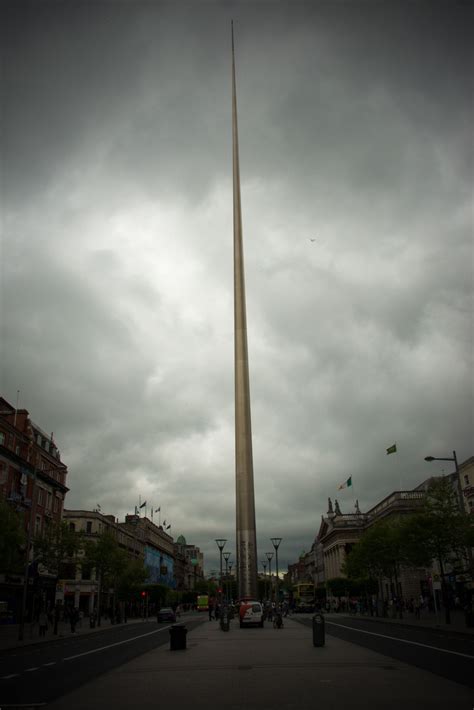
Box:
62;509;144;614
120;515;176;589
458;456;474;515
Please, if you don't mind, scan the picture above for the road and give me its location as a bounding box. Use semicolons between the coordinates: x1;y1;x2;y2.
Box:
294;614;474;688
0;616;206;706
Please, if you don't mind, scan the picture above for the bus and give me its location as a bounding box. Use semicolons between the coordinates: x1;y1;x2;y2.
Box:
197;594;209;612
293;583;315;612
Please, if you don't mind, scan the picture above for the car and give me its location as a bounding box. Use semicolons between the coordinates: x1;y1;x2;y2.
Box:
239;601;264;628
157;607;176;623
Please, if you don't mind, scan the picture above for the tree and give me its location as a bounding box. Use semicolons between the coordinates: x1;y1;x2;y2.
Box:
343;520;405;593
402;478;473;623
0;500;25;574
33;520;82;576
83;532;148;621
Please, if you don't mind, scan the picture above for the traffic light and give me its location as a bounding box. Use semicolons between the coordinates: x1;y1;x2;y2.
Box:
141;591;147;598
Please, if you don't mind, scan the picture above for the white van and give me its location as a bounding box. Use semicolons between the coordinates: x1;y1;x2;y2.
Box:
239;601;264;628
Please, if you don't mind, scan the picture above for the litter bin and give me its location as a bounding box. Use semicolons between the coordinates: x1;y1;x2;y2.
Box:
169;623;187;650
220;612;230;632
312;613;325;647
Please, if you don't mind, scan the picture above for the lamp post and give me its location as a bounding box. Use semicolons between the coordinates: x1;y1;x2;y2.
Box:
424;451;462;625
223;552;231;603
215;539;227;608
270;538;282;606
262;562;267;601
265;552;274;603
424;451;462;509
228;563;233;602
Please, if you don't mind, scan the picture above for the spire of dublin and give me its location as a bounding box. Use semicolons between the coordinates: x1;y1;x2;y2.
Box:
231;21;258;600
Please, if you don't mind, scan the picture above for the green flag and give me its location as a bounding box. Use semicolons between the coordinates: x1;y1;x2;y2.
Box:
386;444;397;455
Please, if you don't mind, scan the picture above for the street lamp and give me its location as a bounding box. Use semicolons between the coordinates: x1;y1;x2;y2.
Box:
215;539;227;608
265;552;274;603
262;561;267;601
424;450;462;625
228;563;233;602
223;552;231;603
270;538;282;606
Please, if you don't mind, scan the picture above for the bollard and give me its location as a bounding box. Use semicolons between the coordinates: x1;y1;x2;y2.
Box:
169;623;187;650
312;612;325;647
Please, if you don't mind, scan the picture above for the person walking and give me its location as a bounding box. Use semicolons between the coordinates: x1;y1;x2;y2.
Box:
39;609;48;637
70;607;79;633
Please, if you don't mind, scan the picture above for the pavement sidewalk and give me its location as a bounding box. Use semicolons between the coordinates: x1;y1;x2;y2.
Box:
48;615;473;710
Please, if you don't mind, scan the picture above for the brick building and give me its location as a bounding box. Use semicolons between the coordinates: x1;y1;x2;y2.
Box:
0;395;69;619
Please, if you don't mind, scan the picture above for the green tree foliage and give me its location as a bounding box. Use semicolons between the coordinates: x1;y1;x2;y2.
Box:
403;478;472;577
326;577;349;597
0;500;26;574
83;531;147;602
33;520;82;575
83;532;126;588
343;519;407;588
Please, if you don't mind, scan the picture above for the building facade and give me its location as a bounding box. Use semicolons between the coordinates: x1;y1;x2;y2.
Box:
1;396;69;619
62;510;144;614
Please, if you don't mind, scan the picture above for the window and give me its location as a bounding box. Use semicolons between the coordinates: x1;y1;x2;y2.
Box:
69;522;76;532
0;463;6;484
81;563;92;580
86;521;92;534
35;515;42;535
37;488;44;506
464;474;469;485
0;432;5;445
54;498;58;513
15;445;20;456
46;491;52;510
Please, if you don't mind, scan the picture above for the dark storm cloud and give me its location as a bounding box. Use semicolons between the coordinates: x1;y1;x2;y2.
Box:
1;0;472;571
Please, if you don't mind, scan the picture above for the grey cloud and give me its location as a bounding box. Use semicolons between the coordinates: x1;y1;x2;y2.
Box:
2;1;472;572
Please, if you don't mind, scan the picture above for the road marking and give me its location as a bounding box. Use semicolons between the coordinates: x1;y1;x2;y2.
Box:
43;661;56;666
326;621;474;659
2;673;20;679
25;666;40;671
63;625;173;661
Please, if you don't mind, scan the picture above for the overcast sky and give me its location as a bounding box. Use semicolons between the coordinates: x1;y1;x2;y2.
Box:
1;0;472;575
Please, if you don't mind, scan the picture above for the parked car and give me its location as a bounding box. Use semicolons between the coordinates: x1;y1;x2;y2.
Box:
157;607;176;623
239;601;264;628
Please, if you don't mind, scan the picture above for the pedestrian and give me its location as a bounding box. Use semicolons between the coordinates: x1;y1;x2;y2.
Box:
70;607;79;633
208;604;214;621
39;609;48;637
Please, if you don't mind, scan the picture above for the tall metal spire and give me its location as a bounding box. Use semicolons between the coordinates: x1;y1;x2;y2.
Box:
232;21;258;599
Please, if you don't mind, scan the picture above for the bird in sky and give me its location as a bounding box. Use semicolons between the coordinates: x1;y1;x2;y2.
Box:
309;238;316;242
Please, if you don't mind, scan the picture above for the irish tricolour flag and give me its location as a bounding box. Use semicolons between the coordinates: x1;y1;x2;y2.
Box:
338;476;352;490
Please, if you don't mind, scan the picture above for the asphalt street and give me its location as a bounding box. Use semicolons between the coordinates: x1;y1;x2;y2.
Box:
294;614;474;688
0;617;207;706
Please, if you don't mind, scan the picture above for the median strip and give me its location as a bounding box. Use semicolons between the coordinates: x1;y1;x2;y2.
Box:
326;621;474;659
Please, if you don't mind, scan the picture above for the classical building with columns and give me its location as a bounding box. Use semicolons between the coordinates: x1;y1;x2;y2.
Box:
317;498;366;582
310;489;428;600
